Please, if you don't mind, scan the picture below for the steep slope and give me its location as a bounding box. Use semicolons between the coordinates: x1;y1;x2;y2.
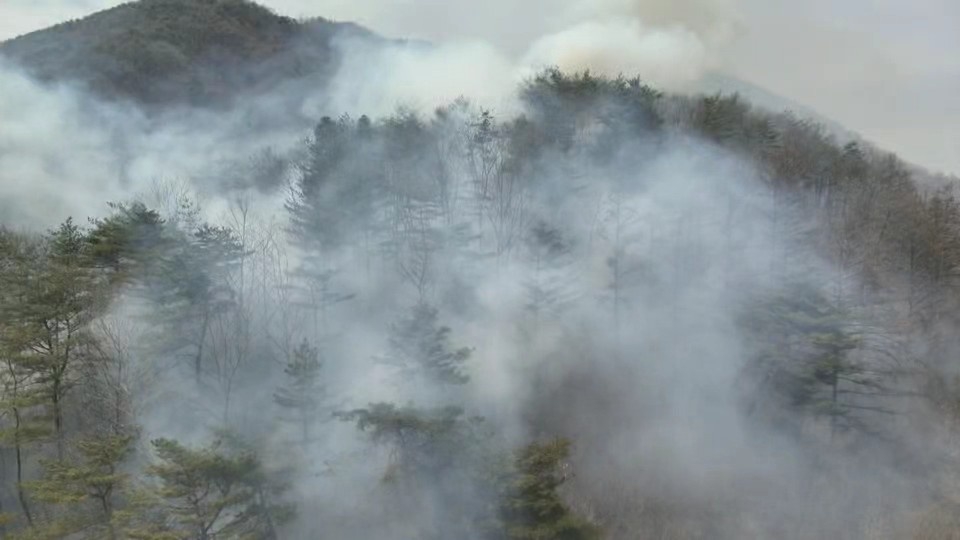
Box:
0;0;378;107
693;72;854;140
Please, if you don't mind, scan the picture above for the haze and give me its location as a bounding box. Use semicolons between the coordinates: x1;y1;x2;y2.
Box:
1;0;957;176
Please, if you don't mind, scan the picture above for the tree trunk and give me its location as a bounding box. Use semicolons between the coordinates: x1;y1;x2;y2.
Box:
52;378;63;462
196;313;210;384
830;365;839;442
13;408;32;526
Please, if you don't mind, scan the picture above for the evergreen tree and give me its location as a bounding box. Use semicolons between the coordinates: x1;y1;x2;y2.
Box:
496;438;599;540
0;358;49;528
86;202;169;284
741;283;888;438
0;230;51;527
147;435;292;540
24;434;133;539
274;339;324;445
339;403;473;477
383;303;471;386
336;403;487;539
522;221;577;338
14;219;106;461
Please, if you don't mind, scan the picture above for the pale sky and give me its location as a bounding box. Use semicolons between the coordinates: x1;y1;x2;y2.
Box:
1;0;957;175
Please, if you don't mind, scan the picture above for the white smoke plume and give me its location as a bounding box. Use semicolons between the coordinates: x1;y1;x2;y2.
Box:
0;1;955;539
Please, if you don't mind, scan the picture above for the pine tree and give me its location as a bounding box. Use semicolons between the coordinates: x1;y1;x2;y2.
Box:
86;202;169;284
147;436;292;540
741;282;887;438
596;195;646;349
0;359;49;528
0;229;51;527
382;303;471;386
338;403;472;476
274;339;324;445
496;438;599;540
24;434;133;539
9;219;106;461
522;221;577;339
336;403;486;538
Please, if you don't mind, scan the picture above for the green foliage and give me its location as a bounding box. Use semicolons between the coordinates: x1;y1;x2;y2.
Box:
22;434;133;538
337;402;498;539
520;68;662;154
337;403;479;477
274;339;324;443
92;201;246;382
29;434;132;505
384;302;472;385
741;282;889;435
0;0;308;105
495;438;600;540
286;114;387;250
148;435;293;540
0;219;109;459
87;202;169;282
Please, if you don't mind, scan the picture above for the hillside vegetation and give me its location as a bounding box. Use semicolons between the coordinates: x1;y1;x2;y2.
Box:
0;0;375;106
2;3;960;539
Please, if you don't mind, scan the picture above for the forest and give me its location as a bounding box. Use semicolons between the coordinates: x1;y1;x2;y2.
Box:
3;57;960;539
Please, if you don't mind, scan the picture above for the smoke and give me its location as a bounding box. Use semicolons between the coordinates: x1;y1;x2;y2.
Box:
0;1;954;539
324;0;737;94
318;36;518;118
299;0;959;174
0;58;307;228
0;0;729;229
522;18;708;87
3;1;957;173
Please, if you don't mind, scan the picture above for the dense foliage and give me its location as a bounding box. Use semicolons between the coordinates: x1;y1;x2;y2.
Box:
0;0;376;106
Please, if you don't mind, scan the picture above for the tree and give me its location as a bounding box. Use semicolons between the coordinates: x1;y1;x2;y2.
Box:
464;109;529;261
286;115;378;254
147;436;292;540
336;403;487;538
86;202;169;284
741;283;891;438
594;194;649;351
520;68;661;154
495;438;599;540
24;434;133;539
382;303;471;387
522;221;577;340
274;339;324;445
11;219;106;461
339;404;473;477
0;230;51;526
285;117;364;336
176;223;245;385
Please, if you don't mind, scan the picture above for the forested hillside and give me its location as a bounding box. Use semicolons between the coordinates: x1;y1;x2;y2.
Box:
0;0;377;106
3;4;960;540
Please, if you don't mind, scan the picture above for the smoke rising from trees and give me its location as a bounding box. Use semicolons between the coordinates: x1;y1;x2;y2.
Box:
0;2;959;539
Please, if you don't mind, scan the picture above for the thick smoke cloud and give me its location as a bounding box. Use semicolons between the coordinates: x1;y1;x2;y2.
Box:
3;1;956;172
522;19;708;88
306;0;960;174
0;59;305;228
0;1;956;539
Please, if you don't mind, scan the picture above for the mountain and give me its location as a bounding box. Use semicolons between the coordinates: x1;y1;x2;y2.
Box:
0;0;379;107
3;0;951;189
693;72;854;140
0;0;875;138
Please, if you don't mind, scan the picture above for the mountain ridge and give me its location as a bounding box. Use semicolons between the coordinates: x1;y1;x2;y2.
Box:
2;0;953;186
0;0;380;107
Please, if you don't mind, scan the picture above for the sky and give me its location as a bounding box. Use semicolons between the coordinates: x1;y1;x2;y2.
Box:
0;0;957;175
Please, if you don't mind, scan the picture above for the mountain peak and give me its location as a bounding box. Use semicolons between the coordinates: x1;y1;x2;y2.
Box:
0;0;373;107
